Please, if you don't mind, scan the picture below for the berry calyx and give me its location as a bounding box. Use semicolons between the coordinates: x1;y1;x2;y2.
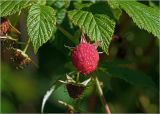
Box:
71;33;99;75
59;74;91;99
66;83;85;99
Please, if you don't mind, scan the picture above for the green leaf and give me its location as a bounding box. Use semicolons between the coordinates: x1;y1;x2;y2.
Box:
74;2;93;10
106;1;122;21
109;1;160;39
0;0;33;17
51;0;69;9
41;82;62;113
107;0;120;9
100;65;155;88
37;0;46;5
68;7;115;54
27;4;56;53
50;0;70;24
111;8;122;21
56;9;67;24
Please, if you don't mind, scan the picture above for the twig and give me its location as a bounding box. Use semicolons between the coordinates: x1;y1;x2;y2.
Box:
9;22;21;34
58;100;75;113
95;76;111;114
23;38;30;53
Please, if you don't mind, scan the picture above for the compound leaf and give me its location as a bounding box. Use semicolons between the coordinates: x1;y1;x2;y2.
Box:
108;1;160;39
0;0;33;16
68;8;115;54
27;4;56;53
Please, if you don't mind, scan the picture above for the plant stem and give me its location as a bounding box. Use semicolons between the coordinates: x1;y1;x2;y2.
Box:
58;100;75;113
56;24;76;44
9;22;21;34
95;76;111;114
23;38;30;53
17;41;25;45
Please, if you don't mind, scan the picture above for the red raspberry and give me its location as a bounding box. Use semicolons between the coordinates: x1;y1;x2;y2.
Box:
71;34;99;75
0;17;10;36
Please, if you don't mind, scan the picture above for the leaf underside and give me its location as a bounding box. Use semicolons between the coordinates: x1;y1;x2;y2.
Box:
100;65;155;88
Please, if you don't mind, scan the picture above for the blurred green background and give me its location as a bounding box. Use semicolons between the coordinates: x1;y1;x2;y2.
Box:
1;0;159;113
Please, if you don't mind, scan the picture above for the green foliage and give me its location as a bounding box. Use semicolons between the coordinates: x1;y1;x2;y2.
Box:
48;0;70;24
107;0;119;9
56;9;67;24
0;0;33;16
108;1;160;39
111;8;122;21
1;98;16;113
99;64;155;88
68;7;115;54
41;82;62;113
37;0;46;5
1;1;159;53
1;1;159;113
1;0;159;52
27;4;56;53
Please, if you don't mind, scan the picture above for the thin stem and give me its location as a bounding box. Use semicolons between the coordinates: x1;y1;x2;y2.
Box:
56;24;76;44
64;45;74;50
9;22;21;34
58;100;74;113
17;41;25;45
1;36;17;41
95;76;111;114
23;38;30;53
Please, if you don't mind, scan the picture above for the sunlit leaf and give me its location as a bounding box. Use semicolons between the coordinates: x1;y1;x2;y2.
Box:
68;7;115;54
0;0;33;16
27;4;56;53
108;1;160;39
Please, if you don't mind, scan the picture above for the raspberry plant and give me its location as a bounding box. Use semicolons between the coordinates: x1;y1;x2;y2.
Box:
0;0;159;113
